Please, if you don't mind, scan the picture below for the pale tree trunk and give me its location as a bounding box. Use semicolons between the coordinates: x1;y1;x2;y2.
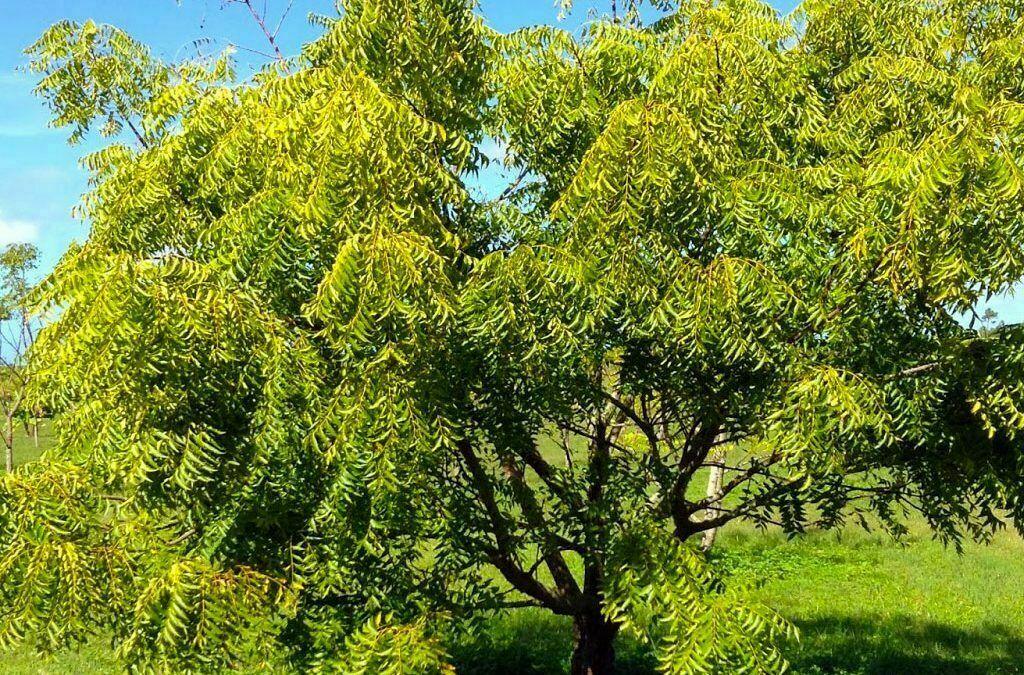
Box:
4;415;13;472
700;437;728;551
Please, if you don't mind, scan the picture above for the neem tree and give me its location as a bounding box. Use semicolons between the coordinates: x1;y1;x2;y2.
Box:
4;0;1024;672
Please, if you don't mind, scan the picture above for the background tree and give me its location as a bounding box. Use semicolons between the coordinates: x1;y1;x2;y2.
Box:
0;243;40;470
3;1;1024;673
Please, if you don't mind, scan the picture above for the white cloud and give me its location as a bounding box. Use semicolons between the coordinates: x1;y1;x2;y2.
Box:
0;214;39;245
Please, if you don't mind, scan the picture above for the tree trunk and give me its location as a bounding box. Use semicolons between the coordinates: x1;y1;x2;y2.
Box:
4;415;13;472
701;444;727;551
570;610;619;675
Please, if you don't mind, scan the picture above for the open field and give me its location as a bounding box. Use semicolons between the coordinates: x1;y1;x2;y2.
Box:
9;421;51;468
2;427;1022;674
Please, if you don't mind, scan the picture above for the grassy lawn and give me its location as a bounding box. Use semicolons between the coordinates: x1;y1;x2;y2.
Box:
3;428;1022;673
9;421;52;468
452;521;1024;675
724;523;1024;675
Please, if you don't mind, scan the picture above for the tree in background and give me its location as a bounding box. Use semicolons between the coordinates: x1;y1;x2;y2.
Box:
0;243;39;470
4;0;1024;673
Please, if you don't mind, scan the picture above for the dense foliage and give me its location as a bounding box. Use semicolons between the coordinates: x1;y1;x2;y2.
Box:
4;0;1024;672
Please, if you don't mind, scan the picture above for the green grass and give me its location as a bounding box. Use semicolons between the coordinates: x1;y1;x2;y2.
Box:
0;424;120;675
0;645;118;675
3;428;1023;673
9;420;52;468
722;522;1024;675
448;520;1024;675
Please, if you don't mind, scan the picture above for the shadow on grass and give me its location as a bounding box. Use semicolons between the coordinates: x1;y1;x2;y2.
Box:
450;610;1024;675
788;615;1024;675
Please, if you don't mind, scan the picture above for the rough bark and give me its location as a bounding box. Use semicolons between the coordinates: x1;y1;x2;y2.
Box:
570;609;619;675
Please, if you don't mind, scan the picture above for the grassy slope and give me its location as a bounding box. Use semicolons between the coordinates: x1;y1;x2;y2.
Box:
3;429;1023;673
724;523;1024;675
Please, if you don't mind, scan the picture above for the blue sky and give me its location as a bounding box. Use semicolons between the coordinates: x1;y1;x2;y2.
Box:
0;0;1018;323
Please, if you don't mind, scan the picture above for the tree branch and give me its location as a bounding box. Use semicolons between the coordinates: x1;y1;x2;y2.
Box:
886;361;941;381
601;391;660;453
236;0;285;60
522;442;584;512
500;450;583;606
455;438;570;613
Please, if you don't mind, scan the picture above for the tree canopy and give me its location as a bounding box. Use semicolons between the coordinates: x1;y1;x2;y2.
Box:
5;0;1024;673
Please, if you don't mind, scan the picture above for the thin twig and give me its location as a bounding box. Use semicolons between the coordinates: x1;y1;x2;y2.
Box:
237;0;285;60
273;0;296;39
886;361;941;381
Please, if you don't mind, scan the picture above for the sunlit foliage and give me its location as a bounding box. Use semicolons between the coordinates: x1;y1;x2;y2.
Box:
5;0;1024;672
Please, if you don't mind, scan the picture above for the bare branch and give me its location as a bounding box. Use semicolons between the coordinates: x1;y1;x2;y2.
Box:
492;166;530;204
272;0;296;39
886;361;941;381
226;41;281;61
233;0;286;60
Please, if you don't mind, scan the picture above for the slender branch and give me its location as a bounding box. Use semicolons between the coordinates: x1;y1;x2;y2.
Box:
697;504;787;530
455;438;569;613
522;442;584;511
601;391;660;452
500;452;583;606
272;0;295;38
226;41;280;61
566;39;591;81
168;528;197;546
124;117;150;149
691;452;784;514
886;361;940;381
236;0;285;60
556;419;630;455
691;481;922;535
559;427;575;472
492;166;530;204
